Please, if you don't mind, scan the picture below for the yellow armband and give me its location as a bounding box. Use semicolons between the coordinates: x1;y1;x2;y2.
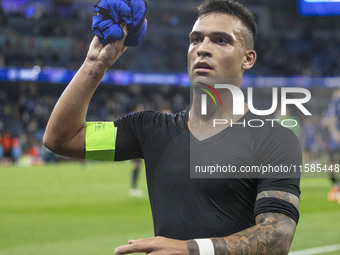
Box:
85;122;116;161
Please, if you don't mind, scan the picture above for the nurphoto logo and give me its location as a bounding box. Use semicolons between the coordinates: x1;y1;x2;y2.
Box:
200;84;312;128
198;82;223;114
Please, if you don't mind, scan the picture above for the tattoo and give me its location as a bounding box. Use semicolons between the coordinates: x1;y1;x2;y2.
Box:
187;191;298;255
187;240;199;255
88;70;98;79
206;213;296;255
256;190;299;209
211;238;229;255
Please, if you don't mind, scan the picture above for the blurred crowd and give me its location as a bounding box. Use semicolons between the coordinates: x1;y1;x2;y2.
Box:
0;0;340;166
0;82;189;165
0;80;339;167
0;1;340;74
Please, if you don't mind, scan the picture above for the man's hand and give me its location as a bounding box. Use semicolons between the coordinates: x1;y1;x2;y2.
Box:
115;236;188;255
86;23;128;69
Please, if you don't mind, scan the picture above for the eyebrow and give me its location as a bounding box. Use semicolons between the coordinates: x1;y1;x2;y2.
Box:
189;31;235;42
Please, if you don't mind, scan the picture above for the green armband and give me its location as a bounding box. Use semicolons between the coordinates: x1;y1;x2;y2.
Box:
85;122;116;161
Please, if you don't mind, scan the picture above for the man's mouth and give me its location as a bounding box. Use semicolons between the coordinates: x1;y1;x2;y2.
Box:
194;62;213;71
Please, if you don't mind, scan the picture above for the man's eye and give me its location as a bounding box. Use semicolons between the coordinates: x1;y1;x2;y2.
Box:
191;37;200;44
216;38;227;44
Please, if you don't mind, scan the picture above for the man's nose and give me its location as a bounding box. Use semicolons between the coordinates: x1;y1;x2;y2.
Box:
197;38;212;57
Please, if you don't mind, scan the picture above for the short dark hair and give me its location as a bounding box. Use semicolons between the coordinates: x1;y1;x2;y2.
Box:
197;0;257;46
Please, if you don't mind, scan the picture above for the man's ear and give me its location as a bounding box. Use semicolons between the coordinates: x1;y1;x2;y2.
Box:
242;50;257;70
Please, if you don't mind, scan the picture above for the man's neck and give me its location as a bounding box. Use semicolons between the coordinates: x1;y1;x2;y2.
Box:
188;91;249;140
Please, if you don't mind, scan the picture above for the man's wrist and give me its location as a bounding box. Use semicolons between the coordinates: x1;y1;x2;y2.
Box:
187;239;216;255
81;59;108;80
83;58;110;72
187;240;200;255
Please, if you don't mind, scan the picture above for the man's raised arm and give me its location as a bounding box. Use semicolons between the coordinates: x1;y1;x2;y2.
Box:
43;26;128;159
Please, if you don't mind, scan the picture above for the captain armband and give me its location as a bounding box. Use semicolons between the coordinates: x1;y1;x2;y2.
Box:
85;122;116;161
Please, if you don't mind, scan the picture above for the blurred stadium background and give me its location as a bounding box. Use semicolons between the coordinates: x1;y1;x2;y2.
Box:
0;0;340;254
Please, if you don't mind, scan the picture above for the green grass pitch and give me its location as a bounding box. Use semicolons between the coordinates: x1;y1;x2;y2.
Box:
0;162;339;255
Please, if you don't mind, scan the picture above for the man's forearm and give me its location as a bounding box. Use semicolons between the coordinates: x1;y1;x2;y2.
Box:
44;33;128;158
43;60;106;158
187;213;296;255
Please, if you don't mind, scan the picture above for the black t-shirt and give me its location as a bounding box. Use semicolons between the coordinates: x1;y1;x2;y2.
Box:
114;110;301;240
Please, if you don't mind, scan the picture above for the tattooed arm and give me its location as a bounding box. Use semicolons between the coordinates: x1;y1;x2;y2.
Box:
44;28;128;158
115;190;299;255
190;190;299;255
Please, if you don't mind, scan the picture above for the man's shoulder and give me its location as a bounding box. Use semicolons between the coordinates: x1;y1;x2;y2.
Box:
241;112;301;157
243;111;298;138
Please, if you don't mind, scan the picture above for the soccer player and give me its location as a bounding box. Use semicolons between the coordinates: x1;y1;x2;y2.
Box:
44;0;301;254
322;89;340;203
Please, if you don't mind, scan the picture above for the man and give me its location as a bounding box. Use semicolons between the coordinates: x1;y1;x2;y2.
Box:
322;89;340;203
44;0;301;254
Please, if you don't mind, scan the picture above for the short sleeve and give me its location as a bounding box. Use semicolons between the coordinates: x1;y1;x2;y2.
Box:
255;125;302;198
114;110;157;161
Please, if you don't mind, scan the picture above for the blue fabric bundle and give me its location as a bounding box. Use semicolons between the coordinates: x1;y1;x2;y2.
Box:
92;0;148;46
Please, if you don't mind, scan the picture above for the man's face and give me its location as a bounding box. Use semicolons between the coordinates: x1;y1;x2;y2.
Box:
187;12;251;84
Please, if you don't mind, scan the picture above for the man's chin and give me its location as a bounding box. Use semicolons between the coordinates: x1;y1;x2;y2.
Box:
190;75;242;87
190;77;212;88
190;75;215;85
